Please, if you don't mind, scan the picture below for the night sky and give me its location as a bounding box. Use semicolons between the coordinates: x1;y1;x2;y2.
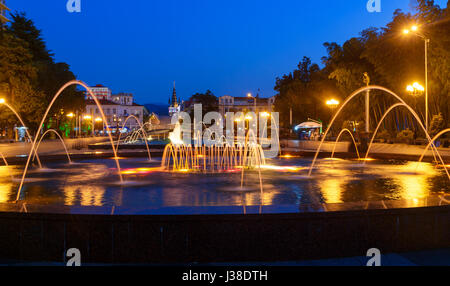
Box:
6;0;447;105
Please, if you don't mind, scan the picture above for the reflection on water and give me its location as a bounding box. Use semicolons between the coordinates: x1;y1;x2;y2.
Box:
0;157;448;208
64;185;106;206
0;182;13;203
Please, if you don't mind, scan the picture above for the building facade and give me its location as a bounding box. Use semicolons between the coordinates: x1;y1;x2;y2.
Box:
168;82;182;117
218;95;276;117
85;84;112;100
84;85;147;131
0;0;10;26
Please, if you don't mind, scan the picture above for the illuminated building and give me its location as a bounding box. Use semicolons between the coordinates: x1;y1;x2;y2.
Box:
0;0;10;27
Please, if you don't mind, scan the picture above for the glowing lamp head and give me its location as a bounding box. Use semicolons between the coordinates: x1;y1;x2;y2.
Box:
245;115;253;121
247;93;252;98
412;82;424;91
411;25;418;32
406;85;414;93
0;98;5;104
95;117;103;122
261;112;270;118
67;113;74;118
326;99;340;107
83;115;92;120
403;29;410;35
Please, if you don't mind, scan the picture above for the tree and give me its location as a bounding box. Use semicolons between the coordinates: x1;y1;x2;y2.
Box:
274;57;339;131
274;1;449;138
186;90;218;117
7;12;85;133
0;33;45;133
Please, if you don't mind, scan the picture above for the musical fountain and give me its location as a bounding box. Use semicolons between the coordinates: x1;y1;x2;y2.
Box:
0;81;449;263
0;81;447;208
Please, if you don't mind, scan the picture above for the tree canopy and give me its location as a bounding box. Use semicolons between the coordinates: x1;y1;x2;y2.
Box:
0;12;84;136
274;0;449;137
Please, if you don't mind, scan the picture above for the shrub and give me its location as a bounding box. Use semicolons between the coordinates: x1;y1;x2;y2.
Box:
396;129;414;144
429;113;445;138
376;129;391;142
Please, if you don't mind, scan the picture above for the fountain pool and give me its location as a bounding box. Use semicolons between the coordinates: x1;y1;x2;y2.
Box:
0;156;448;213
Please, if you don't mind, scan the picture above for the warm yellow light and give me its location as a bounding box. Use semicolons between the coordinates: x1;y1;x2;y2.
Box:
83;115;92;120
235;118;242;123
358;158;376;162
95;117;103;122
260;165;303;172
326;99;339;106
411;25;418;32
412;82;424;91
245;115;253;121
247;93;252;98
0;98;5;104
280;154;293;158
403;29;410;35
67;113;74;118
261;112;270;118
406;85;414;93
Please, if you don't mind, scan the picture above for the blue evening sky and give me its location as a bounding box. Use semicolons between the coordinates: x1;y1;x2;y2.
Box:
6;0;447;104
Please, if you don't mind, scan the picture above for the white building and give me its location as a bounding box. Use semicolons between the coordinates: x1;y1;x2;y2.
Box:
85;86;147;131
218;95;276;117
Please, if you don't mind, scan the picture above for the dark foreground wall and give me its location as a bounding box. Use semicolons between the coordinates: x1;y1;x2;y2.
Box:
0;206;449;264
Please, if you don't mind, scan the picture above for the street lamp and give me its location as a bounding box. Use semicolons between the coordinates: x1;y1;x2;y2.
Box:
403;24;430;131
0;98;5;104
247;93;257;112
66;113;75;137
261;112;271;118
82;115;93;136
406;82;425;96
326;99;340;110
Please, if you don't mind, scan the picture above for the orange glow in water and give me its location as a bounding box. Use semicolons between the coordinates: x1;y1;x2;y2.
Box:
226;169;241;173
121;167;162;175
358;158;376;162
280;154;293;158
260;165;304;172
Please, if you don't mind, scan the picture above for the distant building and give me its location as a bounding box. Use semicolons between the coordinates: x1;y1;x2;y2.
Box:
85;84;112;101
168;82;182;117
84;85;147;131
218;94;276;118
0;0;10;26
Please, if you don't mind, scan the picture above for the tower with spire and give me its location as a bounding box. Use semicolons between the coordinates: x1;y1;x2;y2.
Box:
168;81;181;117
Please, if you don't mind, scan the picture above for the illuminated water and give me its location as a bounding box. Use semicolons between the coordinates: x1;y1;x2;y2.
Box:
0;157;448;210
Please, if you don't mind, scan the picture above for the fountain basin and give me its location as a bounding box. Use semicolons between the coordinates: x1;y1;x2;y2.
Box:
0;156;449;264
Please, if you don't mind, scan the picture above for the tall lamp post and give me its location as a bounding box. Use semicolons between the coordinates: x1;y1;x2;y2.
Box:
247;93;257;113
403;25;430;132
363;72;370;133
67;112;75;138
326;99;339;112
83;115;92;137
326;99;340;136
